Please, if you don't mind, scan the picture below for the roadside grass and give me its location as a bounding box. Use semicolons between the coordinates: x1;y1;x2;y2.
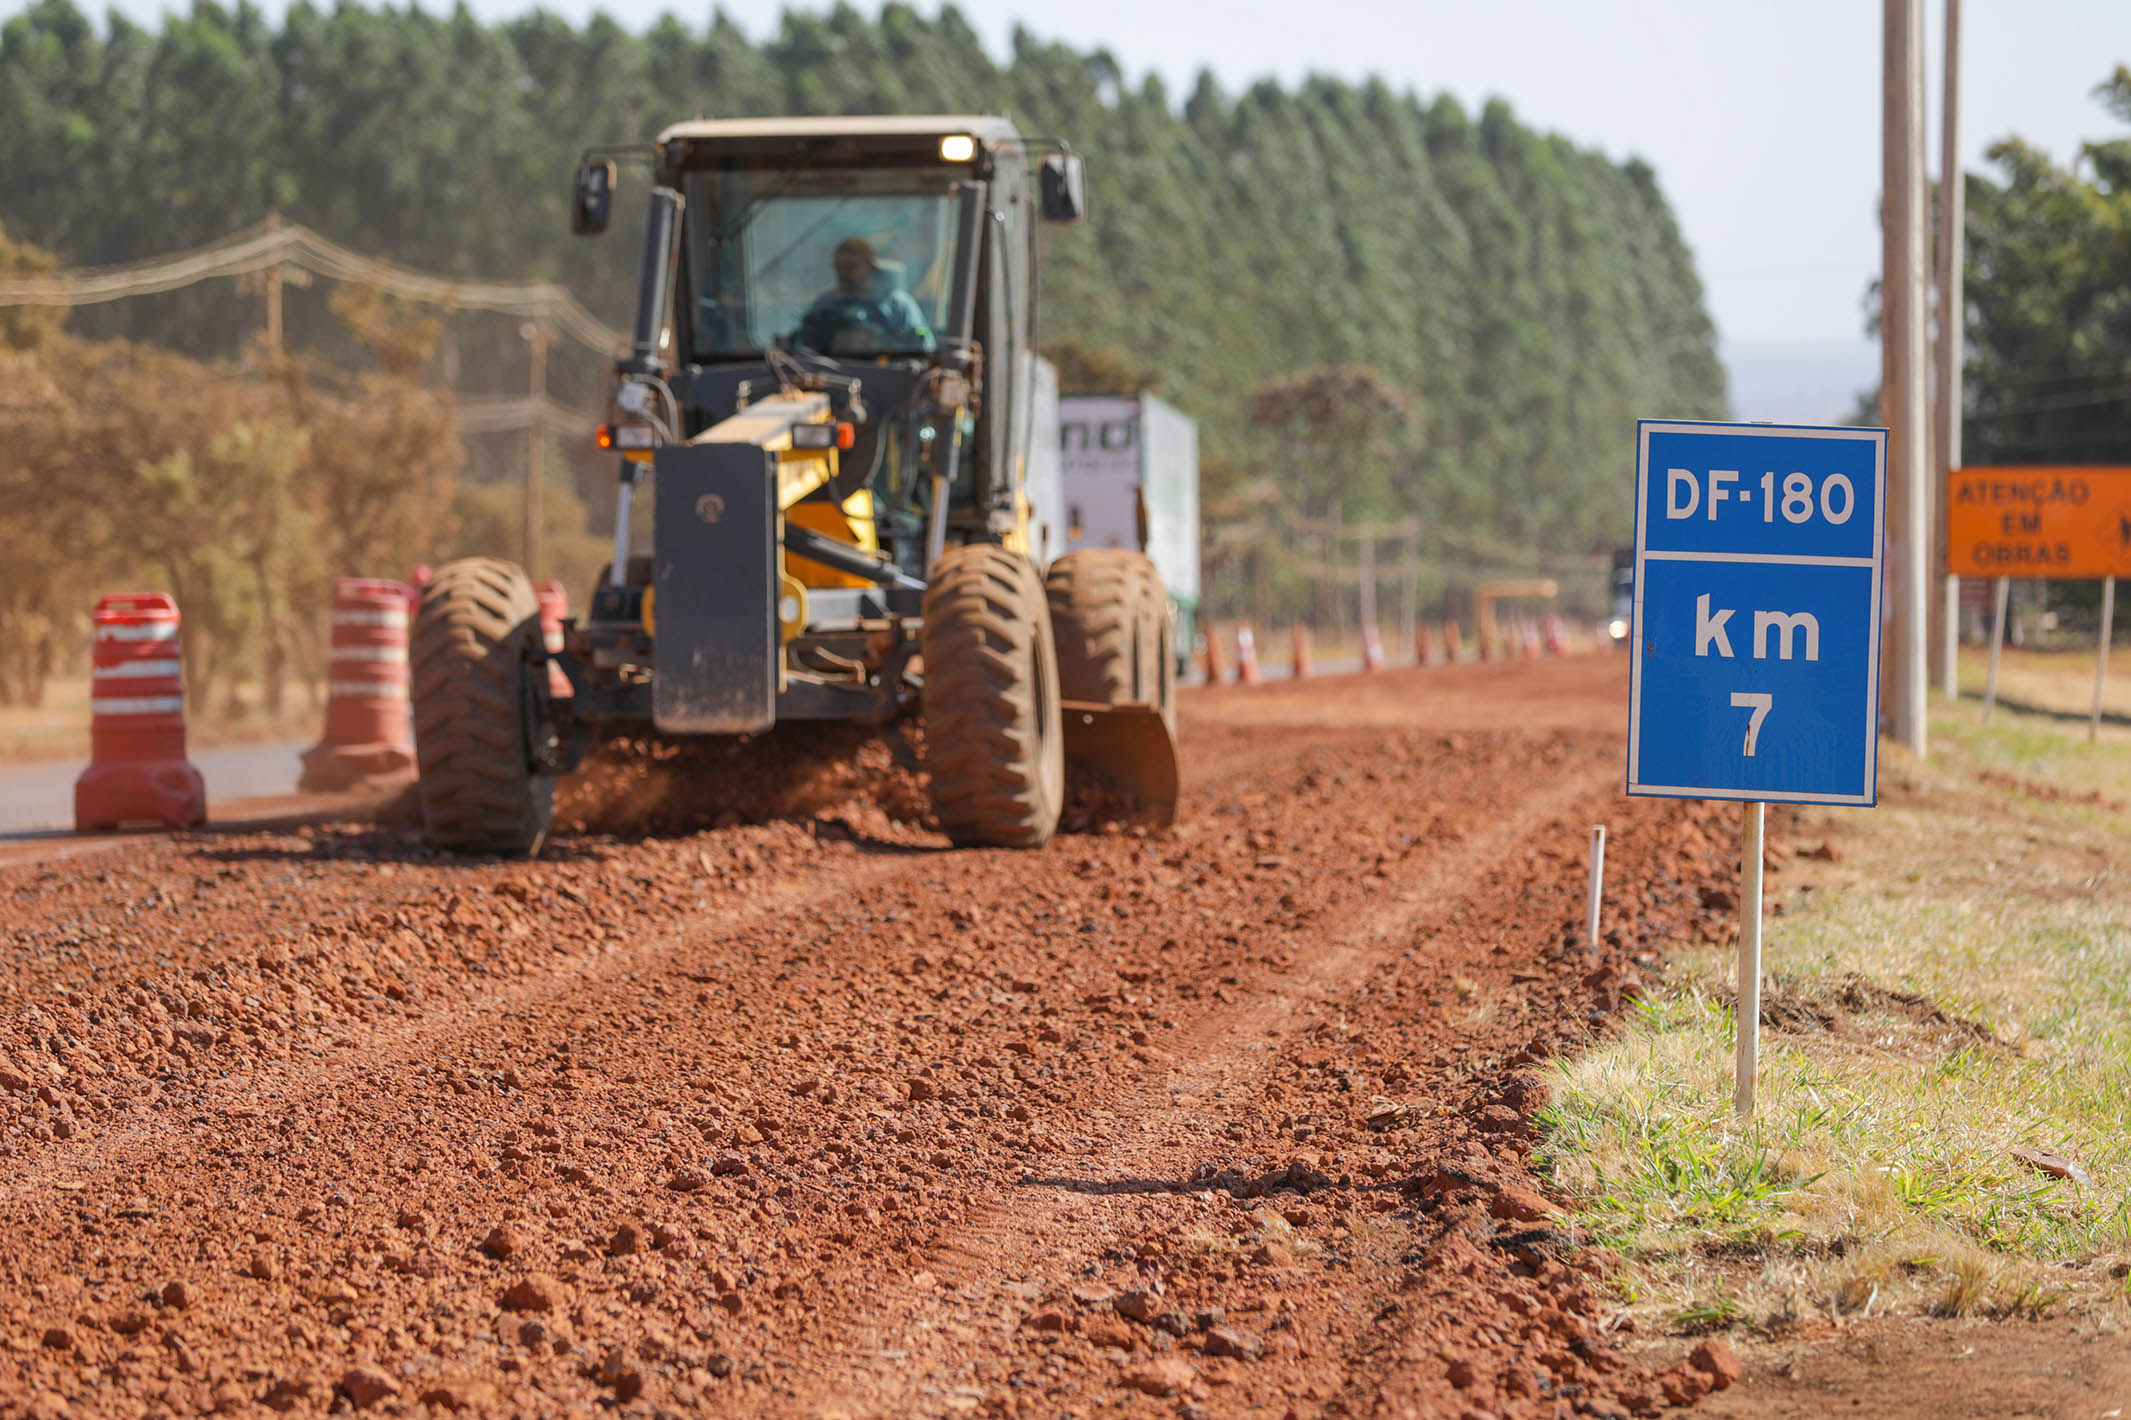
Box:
1539;688;2131;1333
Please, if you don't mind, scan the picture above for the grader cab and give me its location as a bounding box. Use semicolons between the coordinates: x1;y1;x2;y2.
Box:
409;116;1179;855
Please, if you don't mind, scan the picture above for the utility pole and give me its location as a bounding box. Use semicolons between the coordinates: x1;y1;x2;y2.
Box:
1933;0;1965;701
262;212;284;355
1358;521;1377;630
522;320;550;574
1402;521;1421;654
1884;0;1930;755
1325;496;1342;640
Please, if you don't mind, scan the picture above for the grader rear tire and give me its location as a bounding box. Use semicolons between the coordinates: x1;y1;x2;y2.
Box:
1046;549;1172;721
921;545;1064;847
1124;555;1176;727
410;557;556;856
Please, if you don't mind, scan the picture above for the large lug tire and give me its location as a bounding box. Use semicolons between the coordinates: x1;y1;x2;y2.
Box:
410;556;556;856
922;545;1065;848
1125;555;1177;728
1046;549;1173;722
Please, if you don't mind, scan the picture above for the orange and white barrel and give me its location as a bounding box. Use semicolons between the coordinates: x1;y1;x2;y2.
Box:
1234;625;1262;686
298;578;416;792
1361;624;1385;673
74;593;206;831
533;579;572;698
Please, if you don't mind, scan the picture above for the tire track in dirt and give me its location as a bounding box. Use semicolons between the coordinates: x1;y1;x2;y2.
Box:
776;750;1624;1417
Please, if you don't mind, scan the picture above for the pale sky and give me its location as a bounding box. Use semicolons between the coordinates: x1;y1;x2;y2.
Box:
27;0;2131;372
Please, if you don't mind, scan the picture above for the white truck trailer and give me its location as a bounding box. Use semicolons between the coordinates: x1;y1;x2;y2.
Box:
1058;394;1200;676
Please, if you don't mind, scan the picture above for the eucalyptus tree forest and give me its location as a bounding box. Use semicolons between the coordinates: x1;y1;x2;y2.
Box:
0;1;1733;694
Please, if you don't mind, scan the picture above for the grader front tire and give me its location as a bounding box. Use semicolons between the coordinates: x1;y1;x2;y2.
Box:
410;557;556;857
921;545;1065;848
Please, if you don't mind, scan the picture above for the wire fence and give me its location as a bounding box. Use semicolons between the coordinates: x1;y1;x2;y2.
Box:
0;218;627;709
1200;478;1617;636
0;216;624;357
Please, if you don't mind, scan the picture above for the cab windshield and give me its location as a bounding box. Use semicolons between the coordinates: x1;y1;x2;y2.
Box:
682;165;958;361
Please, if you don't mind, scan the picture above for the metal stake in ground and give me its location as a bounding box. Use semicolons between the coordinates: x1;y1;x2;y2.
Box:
1585;825;1606;949
1984;576;2009;722
1736;801;1766;1117
2093;574;2116;744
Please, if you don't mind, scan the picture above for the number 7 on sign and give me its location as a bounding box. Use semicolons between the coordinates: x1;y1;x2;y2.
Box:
1730;692;1773;757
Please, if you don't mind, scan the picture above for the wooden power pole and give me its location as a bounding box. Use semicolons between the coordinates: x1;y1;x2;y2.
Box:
1884;0;1930;755
1933;0;1965;701
260;212;285;356
522;320;550;574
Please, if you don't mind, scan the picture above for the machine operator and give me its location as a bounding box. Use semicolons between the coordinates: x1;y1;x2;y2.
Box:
796;237;936;355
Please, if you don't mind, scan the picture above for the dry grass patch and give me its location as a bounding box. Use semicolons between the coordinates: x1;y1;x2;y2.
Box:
1538;693;2131;1334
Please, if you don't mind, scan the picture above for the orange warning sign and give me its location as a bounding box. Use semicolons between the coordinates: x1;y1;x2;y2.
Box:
1947;466;2131;578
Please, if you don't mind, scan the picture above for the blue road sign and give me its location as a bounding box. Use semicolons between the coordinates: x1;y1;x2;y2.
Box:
1627;420;1887;806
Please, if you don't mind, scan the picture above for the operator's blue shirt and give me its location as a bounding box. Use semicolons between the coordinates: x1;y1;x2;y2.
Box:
797;286;936;355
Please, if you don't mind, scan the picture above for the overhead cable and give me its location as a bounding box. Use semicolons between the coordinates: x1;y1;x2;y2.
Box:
0;219;626;356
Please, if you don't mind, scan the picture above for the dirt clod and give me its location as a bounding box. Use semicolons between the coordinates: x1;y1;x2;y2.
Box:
262;1376;317;1412
1125;1358;1198;1397
1079;1318;1131;1351
339;1365;398;1409
1688;1336;1743;1389
1487;1185;1557;1223
499;1275;559;1313
594;1348;644;1401
1115;1289;1160;1323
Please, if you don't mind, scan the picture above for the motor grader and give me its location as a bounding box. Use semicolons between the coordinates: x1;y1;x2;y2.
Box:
410;115;1179;855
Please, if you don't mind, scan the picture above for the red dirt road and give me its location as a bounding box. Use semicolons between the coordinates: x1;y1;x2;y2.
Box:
0;658;1743;1419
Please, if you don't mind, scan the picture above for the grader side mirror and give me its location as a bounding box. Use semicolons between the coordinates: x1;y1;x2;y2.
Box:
571;159;616;236
1038;153;1086;225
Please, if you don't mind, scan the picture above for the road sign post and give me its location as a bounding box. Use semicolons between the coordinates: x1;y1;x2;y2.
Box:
2094;575;2116;743
1628;420;1888;1117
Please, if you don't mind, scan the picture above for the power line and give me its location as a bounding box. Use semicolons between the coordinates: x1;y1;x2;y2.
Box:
455;396;603;437
0;218;626;357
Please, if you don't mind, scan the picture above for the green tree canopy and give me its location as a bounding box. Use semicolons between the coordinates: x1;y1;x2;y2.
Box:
0;0;1728;598
1963;66;2131;467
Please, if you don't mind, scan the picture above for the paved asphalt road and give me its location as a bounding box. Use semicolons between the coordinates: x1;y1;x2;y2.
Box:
0;740;310;836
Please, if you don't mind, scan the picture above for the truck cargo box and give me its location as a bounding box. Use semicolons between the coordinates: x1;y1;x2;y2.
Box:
1059;394;1200;670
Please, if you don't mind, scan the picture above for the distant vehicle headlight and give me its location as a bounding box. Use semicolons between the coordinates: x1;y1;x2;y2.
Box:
1607;618;1630;640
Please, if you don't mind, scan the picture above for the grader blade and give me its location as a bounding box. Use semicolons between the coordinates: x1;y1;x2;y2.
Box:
1060;700;1179;828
